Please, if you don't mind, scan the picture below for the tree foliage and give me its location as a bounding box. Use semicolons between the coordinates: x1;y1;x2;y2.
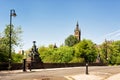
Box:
75;39;97;62
38;39;97;63
65;35;79;47
38;46;75;63
3;25;22;47
34;39;120;65
12;53;23;63
99;40;120;65
0;25;23;62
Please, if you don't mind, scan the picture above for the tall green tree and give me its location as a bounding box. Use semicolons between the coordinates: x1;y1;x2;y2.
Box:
0;25;22;62
99;40;113;63
75;39;97;62
65;35;79;47
99;40;120;65
3;25;22;47
108;40;120;64
52;46;74;63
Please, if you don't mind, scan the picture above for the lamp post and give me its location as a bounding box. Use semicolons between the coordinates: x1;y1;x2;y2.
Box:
8;9;17;70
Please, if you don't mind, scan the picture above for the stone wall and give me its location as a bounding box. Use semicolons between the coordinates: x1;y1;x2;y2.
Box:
0;62;108;70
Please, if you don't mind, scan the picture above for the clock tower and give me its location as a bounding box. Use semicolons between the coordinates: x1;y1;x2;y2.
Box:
74;22;81;41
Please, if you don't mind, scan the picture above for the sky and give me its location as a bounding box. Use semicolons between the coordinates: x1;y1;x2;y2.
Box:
1;0;120;51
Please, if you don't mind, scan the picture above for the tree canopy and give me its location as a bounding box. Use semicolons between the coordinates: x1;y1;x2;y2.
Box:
74;39;97;62
0;25;23;62
99;40;120;64
38;39;97;63
65;35;79;47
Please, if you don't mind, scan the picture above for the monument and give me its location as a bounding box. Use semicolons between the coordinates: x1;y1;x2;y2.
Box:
30;41;42;63
25;41;43;71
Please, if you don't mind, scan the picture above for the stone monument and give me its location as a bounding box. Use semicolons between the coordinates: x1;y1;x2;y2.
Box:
26;41;43;70
30;41;43;63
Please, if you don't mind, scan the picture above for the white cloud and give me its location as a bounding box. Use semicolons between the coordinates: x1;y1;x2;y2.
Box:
105;29;120;38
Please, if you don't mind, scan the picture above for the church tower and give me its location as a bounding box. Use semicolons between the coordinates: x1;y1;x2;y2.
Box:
74;22;81;41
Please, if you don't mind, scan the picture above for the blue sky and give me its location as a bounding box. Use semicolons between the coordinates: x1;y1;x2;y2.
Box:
0;0;120;51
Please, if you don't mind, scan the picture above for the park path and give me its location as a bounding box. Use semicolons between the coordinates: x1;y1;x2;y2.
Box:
0;66;120;80
66;73;120;80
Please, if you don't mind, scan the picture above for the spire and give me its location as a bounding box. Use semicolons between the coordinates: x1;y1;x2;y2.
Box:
76;21;79;27
53;43;57;48
76;21;79;30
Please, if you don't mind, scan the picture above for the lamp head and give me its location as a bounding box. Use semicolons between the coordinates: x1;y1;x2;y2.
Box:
12;12;17;17
11;9;17;17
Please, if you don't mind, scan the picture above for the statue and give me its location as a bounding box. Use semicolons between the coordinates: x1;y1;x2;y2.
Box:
28;41;43;70
25;41;43;71
30;41;43;63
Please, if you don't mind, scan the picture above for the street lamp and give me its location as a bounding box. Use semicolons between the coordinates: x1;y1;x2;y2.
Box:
8;9;17;70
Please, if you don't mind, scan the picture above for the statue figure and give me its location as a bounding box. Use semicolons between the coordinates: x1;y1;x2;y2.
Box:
25;41;43;71
30;41;42;63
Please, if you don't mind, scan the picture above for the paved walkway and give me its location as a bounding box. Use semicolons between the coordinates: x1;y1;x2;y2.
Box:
65;74;102;80
1;69;120;80
66;73;120;80
105;73;120;80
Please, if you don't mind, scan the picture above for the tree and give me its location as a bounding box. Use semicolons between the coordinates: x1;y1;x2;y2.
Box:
107;40;120;64
99;40;113;63
75;39;97;63
98;40;120;65
52;46;74;63
3;25;22;47
0;40;8;62
38;46;75;63
12;53;23;63
38;46;52;63
0;25;22;62
65;35;79;47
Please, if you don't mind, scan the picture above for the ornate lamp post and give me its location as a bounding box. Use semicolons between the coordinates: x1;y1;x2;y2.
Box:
8;9;17;70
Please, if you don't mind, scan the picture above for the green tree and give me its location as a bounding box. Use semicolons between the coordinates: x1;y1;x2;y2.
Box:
3;25;22;47
38;46;53;63
38;46;75;63
65;35;79;47
0;25;22;62
109;40;120;64
99;40;113;63
52;46;74;63
12;53;23;63
75;39;97;62
38;39;98;63
0;39;8;62
99;40;120;65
